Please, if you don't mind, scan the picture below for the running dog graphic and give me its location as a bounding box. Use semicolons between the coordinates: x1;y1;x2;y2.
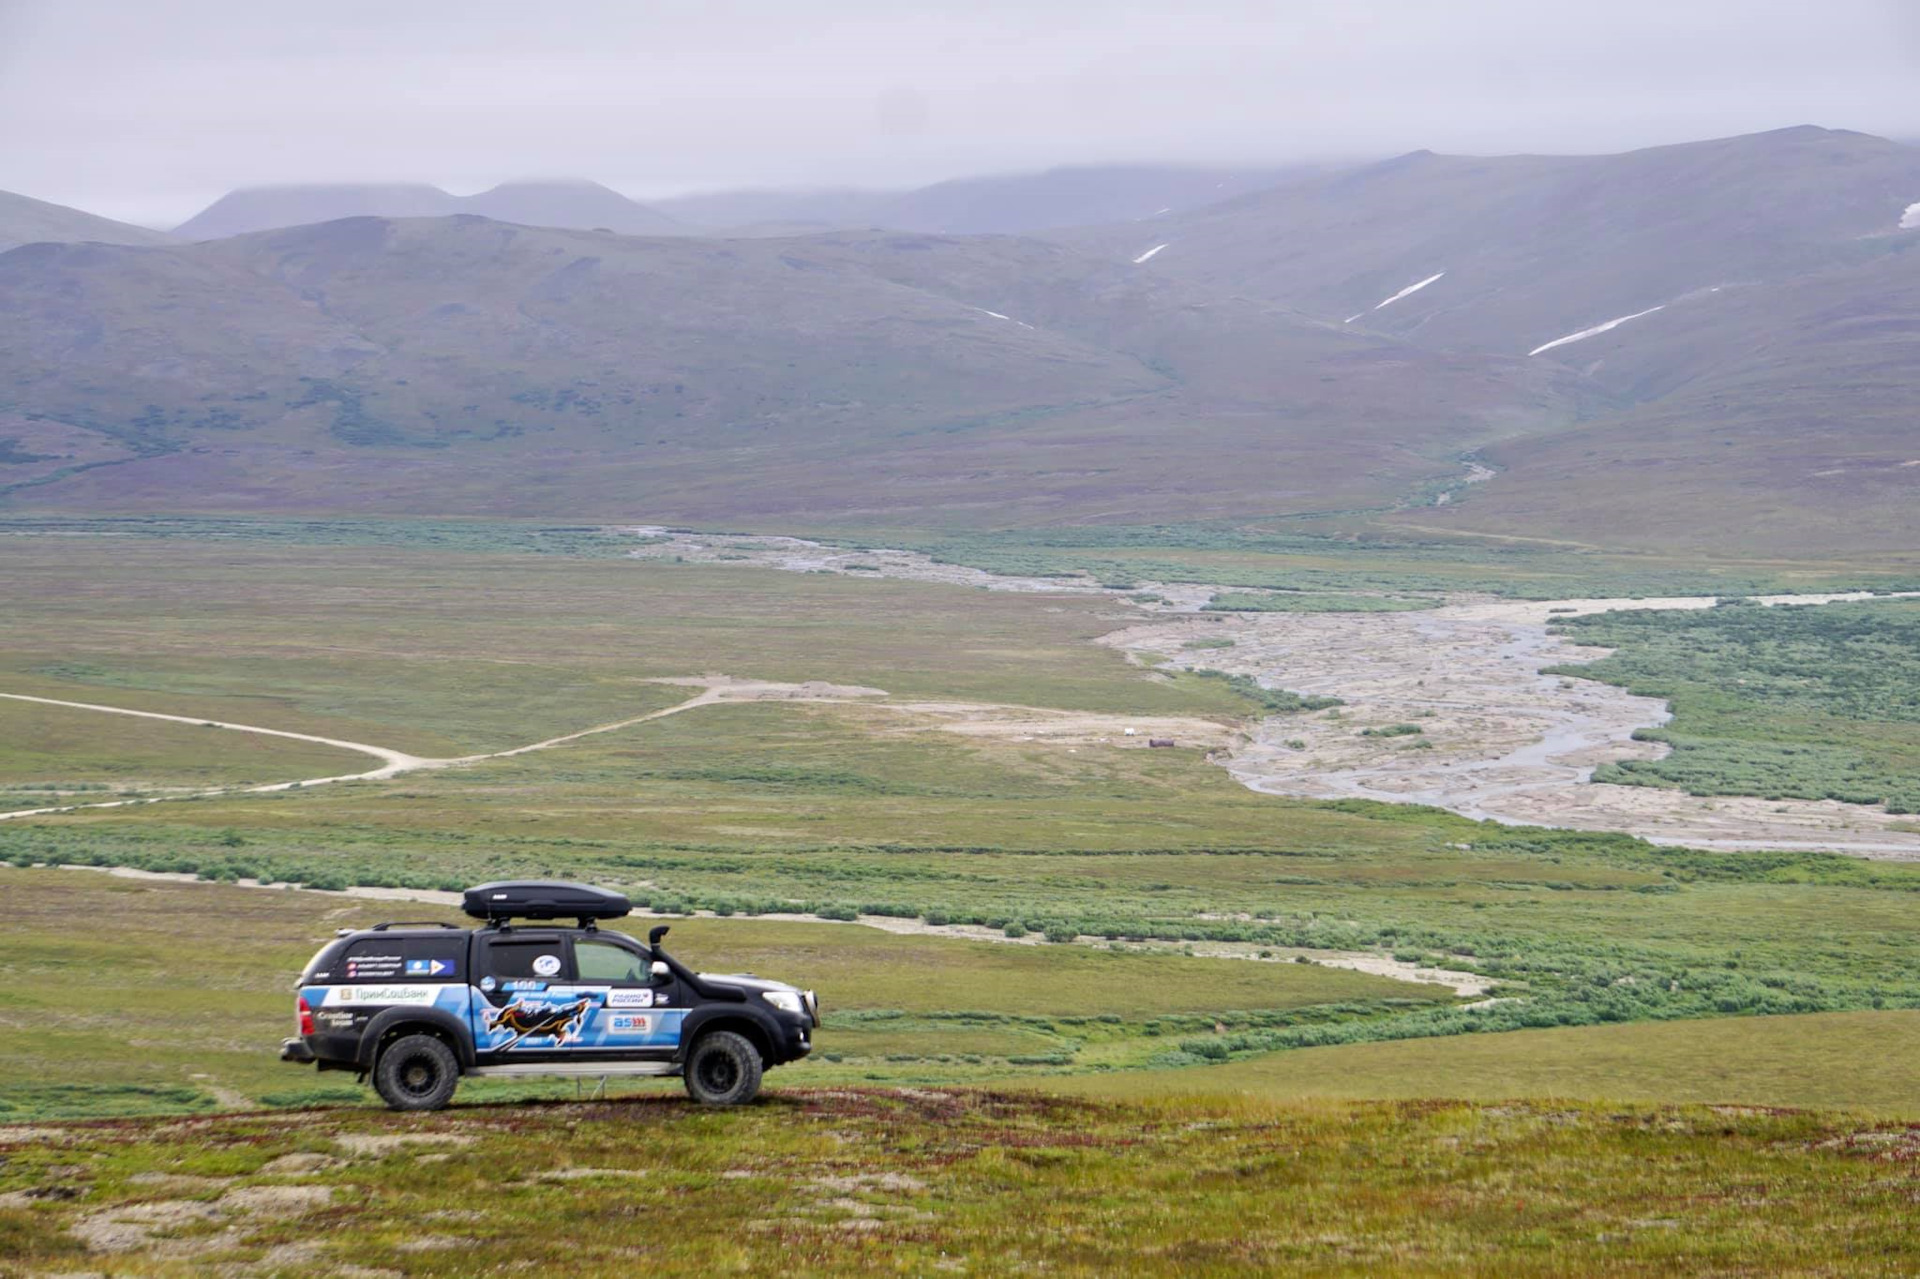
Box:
485;997;593;1050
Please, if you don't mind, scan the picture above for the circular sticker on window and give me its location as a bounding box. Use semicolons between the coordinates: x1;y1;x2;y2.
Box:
532;953;561;977
479;976;496;992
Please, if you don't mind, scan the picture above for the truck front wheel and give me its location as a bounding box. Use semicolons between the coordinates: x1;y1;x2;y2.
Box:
373;1033;460;1111
683;1031;762;1105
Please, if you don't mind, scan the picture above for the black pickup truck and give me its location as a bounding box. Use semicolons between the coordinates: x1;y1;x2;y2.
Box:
280;880;818;1109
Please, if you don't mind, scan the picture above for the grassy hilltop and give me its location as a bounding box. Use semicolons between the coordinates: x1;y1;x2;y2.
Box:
6;1089;1919;1275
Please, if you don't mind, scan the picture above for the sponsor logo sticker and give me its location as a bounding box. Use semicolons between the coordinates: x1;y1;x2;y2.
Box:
609;1013;654;1035
485;997;592;1047
606;989;655;1009
532;954;562;977
479;975;496;992
404;958;456;977
345;952;406;978
334;984;438;1006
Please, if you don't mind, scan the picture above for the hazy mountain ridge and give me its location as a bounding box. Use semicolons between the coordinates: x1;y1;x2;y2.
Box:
0;189;176;254
173;180;682;241
1071;127;1920;357
3;126;1916;553
176;164;1313;242
1416;241;1920;554
0;213;1576;521
859;164;1315;236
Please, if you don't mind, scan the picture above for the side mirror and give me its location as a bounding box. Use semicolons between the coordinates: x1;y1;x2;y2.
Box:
650;960;670;979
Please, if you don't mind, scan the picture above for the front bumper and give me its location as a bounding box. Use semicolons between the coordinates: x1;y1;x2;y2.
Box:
280;1036;316;1064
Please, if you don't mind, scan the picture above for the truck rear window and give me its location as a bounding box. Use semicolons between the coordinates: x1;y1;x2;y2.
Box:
339;936;465;982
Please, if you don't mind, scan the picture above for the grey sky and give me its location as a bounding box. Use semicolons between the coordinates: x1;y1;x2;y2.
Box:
4;0;1918;227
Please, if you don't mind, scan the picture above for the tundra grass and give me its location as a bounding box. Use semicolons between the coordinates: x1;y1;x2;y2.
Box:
1067;1009;1920;1116
10;696;1920;1067
1551;597;1920;810
7;537;1920;1103
0;871;1433;1118
0;700;369;811
3;1091;1917;1275
834;522;1920;599
10;513;1920;599
0;537;1254;755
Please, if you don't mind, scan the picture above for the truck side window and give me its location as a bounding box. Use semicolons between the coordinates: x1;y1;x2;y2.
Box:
575;939;646;983
484;939;568;980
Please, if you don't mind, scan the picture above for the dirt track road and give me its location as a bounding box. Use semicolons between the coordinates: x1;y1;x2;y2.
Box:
0;678;886;823
2;678;1209;825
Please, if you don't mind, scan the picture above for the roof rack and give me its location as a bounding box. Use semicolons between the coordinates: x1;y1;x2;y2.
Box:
461;880;631;928
369;920;463;932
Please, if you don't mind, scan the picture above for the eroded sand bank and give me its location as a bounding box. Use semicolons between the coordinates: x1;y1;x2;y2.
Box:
622;528;1920;858
1105;595;1920;857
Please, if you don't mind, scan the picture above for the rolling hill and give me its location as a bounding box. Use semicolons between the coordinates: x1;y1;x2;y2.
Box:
1055;126;1920;557
1070;127;1920;357
0;215;1575;522
646;186;900;234
460;180;681;236
173;181;683;241
860;163;1310;235
4;126;1917;556
1412;239;1920;555
0;189;174;254
180;165;1303;243
173;184;464;240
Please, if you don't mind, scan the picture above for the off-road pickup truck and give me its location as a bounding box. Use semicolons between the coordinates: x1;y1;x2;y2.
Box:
279;880;818;1109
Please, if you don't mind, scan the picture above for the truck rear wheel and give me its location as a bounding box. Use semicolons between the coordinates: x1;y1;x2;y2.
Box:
373;1033;460;1111
684;1030;762;1105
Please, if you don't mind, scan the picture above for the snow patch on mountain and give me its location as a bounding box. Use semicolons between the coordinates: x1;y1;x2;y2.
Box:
1346;271;1445;322
1529;305;1666;357
974;307;1035;330
1132;243;1169;264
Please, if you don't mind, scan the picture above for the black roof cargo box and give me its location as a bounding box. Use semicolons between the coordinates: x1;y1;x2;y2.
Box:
462;880;631;923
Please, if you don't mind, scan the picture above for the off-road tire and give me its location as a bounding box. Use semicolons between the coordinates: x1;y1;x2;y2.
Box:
683;1030;762;1106
373;1033;460;1111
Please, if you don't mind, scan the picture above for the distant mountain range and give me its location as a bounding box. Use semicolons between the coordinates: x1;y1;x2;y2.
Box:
0;215;1571;525
1067;127;1920;357
2;127;1916;557
646;164;1317;236
0;189;175;254
173;180;681;241
167;164;1313;241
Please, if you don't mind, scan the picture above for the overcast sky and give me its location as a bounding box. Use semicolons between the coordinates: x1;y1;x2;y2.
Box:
3;0;1918;228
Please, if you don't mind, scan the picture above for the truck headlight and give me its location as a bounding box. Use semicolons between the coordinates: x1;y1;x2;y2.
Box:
761;990;804;1015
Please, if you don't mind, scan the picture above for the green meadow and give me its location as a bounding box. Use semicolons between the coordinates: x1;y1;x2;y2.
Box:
1551;596;1920;811
2;523;1917;1271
